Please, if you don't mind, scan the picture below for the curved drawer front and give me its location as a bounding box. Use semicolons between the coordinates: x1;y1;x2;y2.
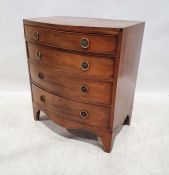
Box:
32;84;110;129
29;63;112;105
28;43;115;78
24;25;118;54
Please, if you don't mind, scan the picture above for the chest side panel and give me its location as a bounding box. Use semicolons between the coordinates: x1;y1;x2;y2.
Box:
112;23;145;130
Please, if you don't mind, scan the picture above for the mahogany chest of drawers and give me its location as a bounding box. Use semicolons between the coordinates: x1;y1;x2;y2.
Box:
23;16;144;152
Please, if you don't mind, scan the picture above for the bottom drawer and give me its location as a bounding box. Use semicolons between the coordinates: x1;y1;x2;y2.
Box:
32;84;110;129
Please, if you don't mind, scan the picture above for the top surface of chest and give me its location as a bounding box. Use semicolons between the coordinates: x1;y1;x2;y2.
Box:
23;16;144;56
23;16;143;34
23;16;142;28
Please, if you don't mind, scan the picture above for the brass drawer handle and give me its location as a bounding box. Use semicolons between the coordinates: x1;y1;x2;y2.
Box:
80;85;88;94
36;51;41;60
38;72;44;80
40;95;45;102
33;31;39;40
81;61;89;71
80;38;89;48
80;110;88;119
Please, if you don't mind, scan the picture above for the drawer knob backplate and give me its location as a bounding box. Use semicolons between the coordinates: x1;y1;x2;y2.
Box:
80;85;88;94
40;95;45;102
33;31;39;40
38;72;44;80
36;51;41;60
81;61;89;71
80;110;88;119
80;38;89;48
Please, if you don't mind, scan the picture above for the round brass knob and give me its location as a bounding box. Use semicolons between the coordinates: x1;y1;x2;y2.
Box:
80;85;88;94
36;51;41;60
80;61;89;71
38;72;44;80
80;38;89;49
40;95;45;102
80;110;88;119
33;31;39;40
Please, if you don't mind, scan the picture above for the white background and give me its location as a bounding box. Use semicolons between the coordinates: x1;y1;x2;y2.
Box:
1;1;169;175
0;0;169;95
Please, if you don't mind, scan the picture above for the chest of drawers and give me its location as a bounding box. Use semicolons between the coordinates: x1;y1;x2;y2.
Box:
23;16;144;152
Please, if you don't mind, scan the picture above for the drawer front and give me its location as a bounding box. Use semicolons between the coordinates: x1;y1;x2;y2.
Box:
24;25;118;54
32;84;110;129
28;43;115;78
29;63;112;105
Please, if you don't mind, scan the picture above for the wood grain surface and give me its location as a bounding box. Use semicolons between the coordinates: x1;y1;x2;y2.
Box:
24;25;118;54
27;43;115;78
32;84;111;129
23;16;145;152
29;62;112;105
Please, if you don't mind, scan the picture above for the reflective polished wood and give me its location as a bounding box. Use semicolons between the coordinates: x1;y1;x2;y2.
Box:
23;16;145;152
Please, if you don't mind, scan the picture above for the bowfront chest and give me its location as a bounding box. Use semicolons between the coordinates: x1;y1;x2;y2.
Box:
23;16;144;152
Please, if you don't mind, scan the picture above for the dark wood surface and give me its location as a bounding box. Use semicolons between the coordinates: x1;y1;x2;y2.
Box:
29;62;112;105
112;23;145;130
32;84;110;129
23;16;145;152
27;43;115;78
23;16;143;35
25;25;118;54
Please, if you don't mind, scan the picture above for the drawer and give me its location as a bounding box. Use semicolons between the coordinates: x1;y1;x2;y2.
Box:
27;43;115;78
29;63;112;105
32;84;110;129
24;25;118;54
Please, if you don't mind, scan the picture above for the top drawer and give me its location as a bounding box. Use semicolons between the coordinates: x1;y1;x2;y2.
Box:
24;25;118;54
